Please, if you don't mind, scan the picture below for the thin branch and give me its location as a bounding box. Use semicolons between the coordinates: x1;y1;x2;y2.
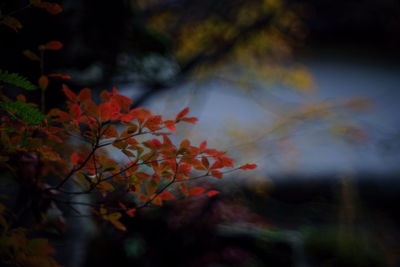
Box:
53;151;230;195
1;3;32;18
48;126;102;192
97;125;170;148
136;158;179;209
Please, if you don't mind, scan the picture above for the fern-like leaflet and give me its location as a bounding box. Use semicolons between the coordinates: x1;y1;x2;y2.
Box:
0;69;38;91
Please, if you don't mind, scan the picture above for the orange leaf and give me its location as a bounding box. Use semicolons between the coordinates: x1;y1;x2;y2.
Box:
239;164;257;170
159;191;175;200
48;134;62;143
109;218;126;231
188;187;205;196
207;190;220;197
16;94;26;102
43;41;63;50
38;75;49;90
179;139;190;149
176;107;189;121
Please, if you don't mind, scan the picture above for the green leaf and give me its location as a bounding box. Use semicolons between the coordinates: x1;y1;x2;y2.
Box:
0;101;46;125
0;69;38;90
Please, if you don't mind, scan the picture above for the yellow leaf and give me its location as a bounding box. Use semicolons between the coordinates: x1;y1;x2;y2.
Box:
23;50;40;61
110;219;126;231
1;16;22;31
97;181;115;193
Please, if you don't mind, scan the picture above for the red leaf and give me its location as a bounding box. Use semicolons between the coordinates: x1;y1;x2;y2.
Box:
126;208;136;217
70;152;84;165
78;88;91;103
188;187;205;196
43;41;63;50
163;135;173;146
164;120;176;132
118;202;127;210
199;141;207;151
159;191;175;200
144;115;163;131
99;100;120;121
204;149;225;156
111;87;132;111
182;117;198;123
221;157;234;167
62;84;77;102
127;107;152;121
239;163;257;170
201;157;209;169
148;138;162;149
48;73;71;79
211;170;223;179
176;107;189;121
40;2;63;15
120;113;135;122
210;159;224;169
38;75;49;90
70;104;82;120
207;190;220;197
48;134;62;143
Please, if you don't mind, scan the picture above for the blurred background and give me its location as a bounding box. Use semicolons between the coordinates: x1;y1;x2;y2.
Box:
1;0;400;266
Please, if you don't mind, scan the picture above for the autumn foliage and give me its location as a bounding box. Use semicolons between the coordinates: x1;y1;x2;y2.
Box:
0;1;256;266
